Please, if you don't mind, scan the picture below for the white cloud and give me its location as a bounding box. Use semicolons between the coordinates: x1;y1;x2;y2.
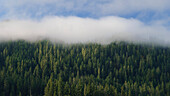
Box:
0;0;170;19
0;16;169;46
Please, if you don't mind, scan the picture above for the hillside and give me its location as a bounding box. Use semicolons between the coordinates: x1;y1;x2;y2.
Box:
0;40;169;96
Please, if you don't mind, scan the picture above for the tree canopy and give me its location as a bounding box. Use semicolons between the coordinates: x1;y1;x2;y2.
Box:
0;40;169;96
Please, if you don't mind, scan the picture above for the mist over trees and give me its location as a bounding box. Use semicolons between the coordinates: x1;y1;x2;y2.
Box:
1;16;170;46
0;40;169;96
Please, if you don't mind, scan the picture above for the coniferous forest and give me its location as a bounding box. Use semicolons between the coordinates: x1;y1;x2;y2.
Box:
0;40;169;96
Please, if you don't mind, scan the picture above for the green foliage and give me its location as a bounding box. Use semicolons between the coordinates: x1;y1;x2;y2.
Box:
0;40;169;96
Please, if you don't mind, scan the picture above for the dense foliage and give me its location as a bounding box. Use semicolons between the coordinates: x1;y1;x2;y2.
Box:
0;40;169;96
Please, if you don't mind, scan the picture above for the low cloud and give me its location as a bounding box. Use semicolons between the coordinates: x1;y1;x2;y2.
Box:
0;16;170;46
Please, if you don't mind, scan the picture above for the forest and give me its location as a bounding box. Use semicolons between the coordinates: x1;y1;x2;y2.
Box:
0;40;169;96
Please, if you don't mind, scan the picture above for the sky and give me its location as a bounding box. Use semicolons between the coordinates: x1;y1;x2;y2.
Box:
0;0;170;45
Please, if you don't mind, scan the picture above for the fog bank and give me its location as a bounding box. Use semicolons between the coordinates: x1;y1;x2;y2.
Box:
0;16;170;45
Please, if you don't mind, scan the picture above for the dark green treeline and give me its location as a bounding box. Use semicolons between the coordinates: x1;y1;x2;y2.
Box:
0;40;169;96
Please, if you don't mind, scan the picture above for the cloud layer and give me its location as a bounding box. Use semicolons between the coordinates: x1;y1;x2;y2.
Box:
0;0;170;20
0;16;169;45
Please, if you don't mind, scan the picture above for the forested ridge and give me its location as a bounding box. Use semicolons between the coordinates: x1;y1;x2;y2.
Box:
0;40;169;96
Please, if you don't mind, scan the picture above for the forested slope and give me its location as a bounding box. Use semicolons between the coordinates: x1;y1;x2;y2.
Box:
0;40;169;96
